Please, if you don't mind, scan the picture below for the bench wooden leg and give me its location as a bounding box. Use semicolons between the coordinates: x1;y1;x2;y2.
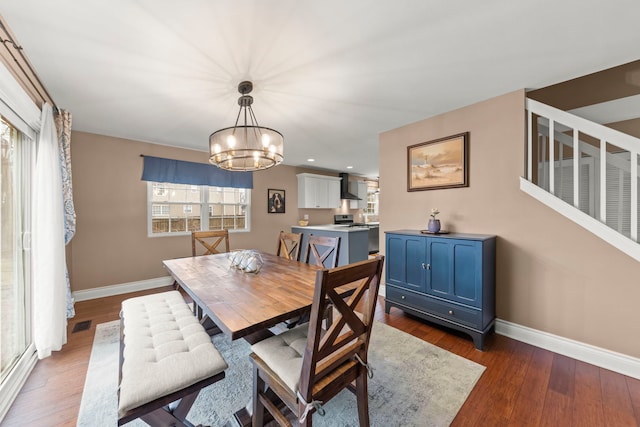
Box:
139;391;200;427
141;409;192;427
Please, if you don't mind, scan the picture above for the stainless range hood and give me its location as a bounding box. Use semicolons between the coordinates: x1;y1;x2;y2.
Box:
339;173;361;200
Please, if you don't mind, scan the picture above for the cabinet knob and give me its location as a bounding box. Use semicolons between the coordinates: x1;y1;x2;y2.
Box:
448;310;454;315
421;263;431;270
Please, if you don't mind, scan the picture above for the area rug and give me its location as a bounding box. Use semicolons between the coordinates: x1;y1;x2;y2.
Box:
77;320;484;427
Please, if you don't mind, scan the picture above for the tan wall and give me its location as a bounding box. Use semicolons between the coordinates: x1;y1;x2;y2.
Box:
379;89;640;358
69;131;361;291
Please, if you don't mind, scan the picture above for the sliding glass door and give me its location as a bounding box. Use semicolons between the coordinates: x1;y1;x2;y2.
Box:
0;116;33;399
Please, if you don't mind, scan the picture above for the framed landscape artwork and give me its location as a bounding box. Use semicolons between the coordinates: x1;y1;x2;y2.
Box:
407;132;469;191
267;189;285;213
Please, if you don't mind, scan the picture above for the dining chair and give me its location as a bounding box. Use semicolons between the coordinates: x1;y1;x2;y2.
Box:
191;230;230;256
285;234;341;329
305;234;340;268
250;255;385;427
277;231;303;261
189;230;229;333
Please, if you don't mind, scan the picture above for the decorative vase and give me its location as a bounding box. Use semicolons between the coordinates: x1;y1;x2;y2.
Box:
427;218;441;233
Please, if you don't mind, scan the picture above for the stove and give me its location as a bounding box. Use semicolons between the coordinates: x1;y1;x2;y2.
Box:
334;214;367;227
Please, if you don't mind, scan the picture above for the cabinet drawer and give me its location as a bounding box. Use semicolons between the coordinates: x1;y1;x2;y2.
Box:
386;286;482;329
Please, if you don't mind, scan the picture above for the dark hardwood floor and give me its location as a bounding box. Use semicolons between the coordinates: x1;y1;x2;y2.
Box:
2;286;639;426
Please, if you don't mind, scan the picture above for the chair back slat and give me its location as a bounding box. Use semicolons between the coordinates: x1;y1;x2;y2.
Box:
305;235;340;268
276;231;302;261
191;230;230;256
298;255;384;402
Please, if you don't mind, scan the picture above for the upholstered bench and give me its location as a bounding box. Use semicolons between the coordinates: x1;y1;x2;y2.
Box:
118;290;228;426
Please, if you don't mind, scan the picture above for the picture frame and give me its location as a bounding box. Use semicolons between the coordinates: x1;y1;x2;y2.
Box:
267;189;286;213
407;132;469;191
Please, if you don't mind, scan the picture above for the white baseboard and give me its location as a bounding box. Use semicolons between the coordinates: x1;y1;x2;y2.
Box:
495;319;640;380
72;276;174;302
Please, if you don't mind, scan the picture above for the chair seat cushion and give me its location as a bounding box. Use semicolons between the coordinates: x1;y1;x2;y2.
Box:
118;291;228;418
251;324;308;392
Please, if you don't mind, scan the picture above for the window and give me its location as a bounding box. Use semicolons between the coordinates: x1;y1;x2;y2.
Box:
148;182;250;235
363;182;379;222
153;183;166;196
151;205;169;216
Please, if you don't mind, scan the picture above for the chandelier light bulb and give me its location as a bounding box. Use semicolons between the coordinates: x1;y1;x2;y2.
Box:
261;133;270;147
227;134;236;148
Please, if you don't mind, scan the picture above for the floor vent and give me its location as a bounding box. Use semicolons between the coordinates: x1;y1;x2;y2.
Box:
72;320;92;333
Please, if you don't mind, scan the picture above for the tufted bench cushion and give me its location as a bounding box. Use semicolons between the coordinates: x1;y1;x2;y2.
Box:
250;323;308;392
118;290;228;419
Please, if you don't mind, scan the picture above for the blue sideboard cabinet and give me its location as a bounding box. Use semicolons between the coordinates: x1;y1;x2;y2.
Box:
384;230;496;350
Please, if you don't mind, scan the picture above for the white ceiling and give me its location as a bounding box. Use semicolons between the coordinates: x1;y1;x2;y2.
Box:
2;0;639;178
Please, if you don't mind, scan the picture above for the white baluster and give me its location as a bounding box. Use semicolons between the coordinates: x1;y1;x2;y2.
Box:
600;139;607;223
573;129;579;209
527;109;532;181
631;151;638;241
549;120;555;195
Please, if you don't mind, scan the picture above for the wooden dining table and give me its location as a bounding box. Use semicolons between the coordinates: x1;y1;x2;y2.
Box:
163;251;343;341
163;251;359;426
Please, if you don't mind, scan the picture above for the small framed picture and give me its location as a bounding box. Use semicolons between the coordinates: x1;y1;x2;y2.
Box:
407;132;469;191
267;189;286;213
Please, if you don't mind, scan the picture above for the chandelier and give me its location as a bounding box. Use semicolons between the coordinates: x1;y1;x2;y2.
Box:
209;81;284;171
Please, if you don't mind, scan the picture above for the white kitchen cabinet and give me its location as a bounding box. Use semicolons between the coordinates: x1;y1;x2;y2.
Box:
297;173;341;208
349;181;368;209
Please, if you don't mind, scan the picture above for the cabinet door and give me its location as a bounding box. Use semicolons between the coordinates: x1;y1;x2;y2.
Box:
298;175;341;208
426;238;481;307
325;179;341;208
314;177;328;208
385;234;425;292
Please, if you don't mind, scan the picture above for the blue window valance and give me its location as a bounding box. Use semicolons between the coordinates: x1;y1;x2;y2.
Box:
141;155;253;189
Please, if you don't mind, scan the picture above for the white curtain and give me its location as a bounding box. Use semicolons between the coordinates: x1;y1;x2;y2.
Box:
32;103;67;359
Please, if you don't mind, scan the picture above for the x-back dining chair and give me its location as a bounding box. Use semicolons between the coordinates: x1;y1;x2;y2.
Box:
191;230;230;256
277;231;303;261
188;230;229;334
305;235;340;269
286;234;340;329
250;255;385;427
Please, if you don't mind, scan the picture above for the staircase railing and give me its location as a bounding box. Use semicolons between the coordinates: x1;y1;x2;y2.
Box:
522;98;640;261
